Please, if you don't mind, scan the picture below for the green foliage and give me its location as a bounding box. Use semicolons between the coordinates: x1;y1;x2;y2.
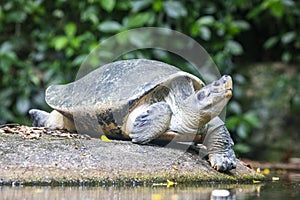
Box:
0;0;299;157
247;0;300;62
227;102;261;155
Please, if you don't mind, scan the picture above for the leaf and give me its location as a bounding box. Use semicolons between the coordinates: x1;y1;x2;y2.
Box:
237;123;249;139
72;54;88;66
101;135;112;142
253;180;261;184
232;20;250;30
269;0;284;19
199;27;211;41
243;112;260;128
70;38;80;49
81;6;99;25
264;36;279;49
282;51;291;62
228;101;242;114
247;5;264;19
6;10;27;23
100;0;116;12
98;21;122;33
234;143;251;153
16;96;30;114
282;0;295;6
197;16;215;26
65;23;77;37
53;9;64;18
225;40;243;55
263;168;270;175
153;0;163;11
164;1;187;19
52;36;68;50
131;0;151;12
166;179;177;187
226;116;240;130
30;72;40;86
125;12;153;28
281;31;296;44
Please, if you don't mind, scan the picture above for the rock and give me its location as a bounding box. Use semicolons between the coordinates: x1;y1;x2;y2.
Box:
0;125;264;186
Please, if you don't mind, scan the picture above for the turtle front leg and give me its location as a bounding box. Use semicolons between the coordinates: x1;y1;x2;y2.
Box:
127;102;172;144
203;117;236;172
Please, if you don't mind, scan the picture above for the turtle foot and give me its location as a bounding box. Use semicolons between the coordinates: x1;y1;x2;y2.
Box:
208;149;236;172
29;109;50;127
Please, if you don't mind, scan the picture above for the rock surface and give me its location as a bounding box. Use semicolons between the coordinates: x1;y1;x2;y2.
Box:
0;125;263;186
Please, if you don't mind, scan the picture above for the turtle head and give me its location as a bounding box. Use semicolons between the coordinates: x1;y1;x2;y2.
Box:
180;75;232;131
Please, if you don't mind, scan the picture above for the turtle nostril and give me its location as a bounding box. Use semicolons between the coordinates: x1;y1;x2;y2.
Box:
222;77;228;84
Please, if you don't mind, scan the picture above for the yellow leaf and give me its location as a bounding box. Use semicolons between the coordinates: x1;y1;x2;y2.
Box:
101;135;112;142
253;180;261;184
263;168;270;175
166;179;177;187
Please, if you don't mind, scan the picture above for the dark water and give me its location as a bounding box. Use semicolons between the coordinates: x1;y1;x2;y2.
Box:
1;174;299;199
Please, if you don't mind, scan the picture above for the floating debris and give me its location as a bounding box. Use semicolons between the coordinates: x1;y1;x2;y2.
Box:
211;189;230;198
152;179;177;187
166;179;177;187
253;180;261;184
272;177;280;181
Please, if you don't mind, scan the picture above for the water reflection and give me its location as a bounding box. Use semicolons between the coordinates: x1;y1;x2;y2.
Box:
0;184;262;200
1;172;300;200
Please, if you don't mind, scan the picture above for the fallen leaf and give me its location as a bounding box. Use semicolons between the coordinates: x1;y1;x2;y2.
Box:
166;179;177;187
263;168;270;175
101;135;112;142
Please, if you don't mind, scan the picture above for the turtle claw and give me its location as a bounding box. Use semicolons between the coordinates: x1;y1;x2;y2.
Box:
208;149;236;172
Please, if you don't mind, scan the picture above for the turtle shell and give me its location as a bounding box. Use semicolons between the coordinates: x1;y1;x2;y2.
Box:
45;59;204;138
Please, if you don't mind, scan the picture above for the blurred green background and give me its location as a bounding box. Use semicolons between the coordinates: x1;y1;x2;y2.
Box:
0;0;299;161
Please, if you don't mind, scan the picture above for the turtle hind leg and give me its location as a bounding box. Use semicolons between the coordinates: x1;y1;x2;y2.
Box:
29;109;50;127
29;109;76;131
129;102;172;144
203;117;236;172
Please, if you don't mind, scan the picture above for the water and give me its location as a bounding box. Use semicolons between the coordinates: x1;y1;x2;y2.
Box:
1;174;299;199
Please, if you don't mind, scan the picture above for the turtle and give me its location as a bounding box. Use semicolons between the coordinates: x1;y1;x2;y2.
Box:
29;59;236;171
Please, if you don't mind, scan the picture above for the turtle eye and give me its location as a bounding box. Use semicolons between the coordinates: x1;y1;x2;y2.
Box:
197;91;206;101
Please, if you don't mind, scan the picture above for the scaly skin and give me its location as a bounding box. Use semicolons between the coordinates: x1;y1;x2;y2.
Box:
203;117;236;171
